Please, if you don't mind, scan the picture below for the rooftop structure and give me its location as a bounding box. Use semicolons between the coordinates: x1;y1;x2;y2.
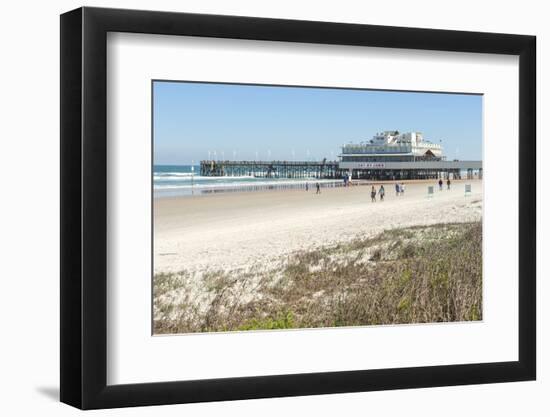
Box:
338;131;481;180
341;131;443;163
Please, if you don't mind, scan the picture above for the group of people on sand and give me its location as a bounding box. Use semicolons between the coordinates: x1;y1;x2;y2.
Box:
343;174;351;187
308;178;452;200
370;185;386;202
371;182;407;202
305;178;454;203
394;182;406;196
439;178;452;191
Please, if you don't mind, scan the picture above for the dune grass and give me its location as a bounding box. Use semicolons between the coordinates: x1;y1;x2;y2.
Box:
154;221;482;334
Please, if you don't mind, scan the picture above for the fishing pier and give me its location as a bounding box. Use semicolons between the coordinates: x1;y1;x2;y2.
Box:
200;160;344;179
199;131;483;181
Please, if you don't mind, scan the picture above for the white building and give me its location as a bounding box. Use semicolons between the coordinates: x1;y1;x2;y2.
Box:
340;131;443;163
338;131;481;180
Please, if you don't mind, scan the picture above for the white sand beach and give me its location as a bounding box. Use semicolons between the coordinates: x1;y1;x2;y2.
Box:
154;180;483;275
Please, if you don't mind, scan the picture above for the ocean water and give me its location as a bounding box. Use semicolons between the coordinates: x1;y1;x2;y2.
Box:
154;165;343;198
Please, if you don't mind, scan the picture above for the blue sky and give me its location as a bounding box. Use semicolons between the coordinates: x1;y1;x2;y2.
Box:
153;81;482;165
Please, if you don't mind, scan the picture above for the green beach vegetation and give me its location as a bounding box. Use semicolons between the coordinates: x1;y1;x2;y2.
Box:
154;221;482;334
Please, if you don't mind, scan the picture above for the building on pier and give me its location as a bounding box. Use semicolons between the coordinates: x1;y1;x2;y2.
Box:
339;131;481;180
341;131;443;163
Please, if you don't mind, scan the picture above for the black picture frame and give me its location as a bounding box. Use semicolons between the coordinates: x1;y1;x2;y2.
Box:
60;6;536;410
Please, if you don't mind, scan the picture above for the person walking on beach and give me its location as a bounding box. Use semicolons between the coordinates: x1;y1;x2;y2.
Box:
316;182;321;194
400;183;405;195
395;182;400;196
371;185;376;202
379;185;385;201
447;178;451;190
305;183;309;192
438;178;443;191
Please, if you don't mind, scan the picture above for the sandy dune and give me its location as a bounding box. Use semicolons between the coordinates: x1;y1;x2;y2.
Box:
154;180;483;274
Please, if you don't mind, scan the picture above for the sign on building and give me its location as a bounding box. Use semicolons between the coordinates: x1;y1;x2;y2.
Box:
357;162;386;169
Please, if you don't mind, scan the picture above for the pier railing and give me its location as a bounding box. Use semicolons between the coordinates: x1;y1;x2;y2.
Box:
200;160;345;179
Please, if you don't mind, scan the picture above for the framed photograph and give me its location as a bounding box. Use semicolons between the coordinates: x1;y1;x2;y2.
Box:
60;7;536;409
